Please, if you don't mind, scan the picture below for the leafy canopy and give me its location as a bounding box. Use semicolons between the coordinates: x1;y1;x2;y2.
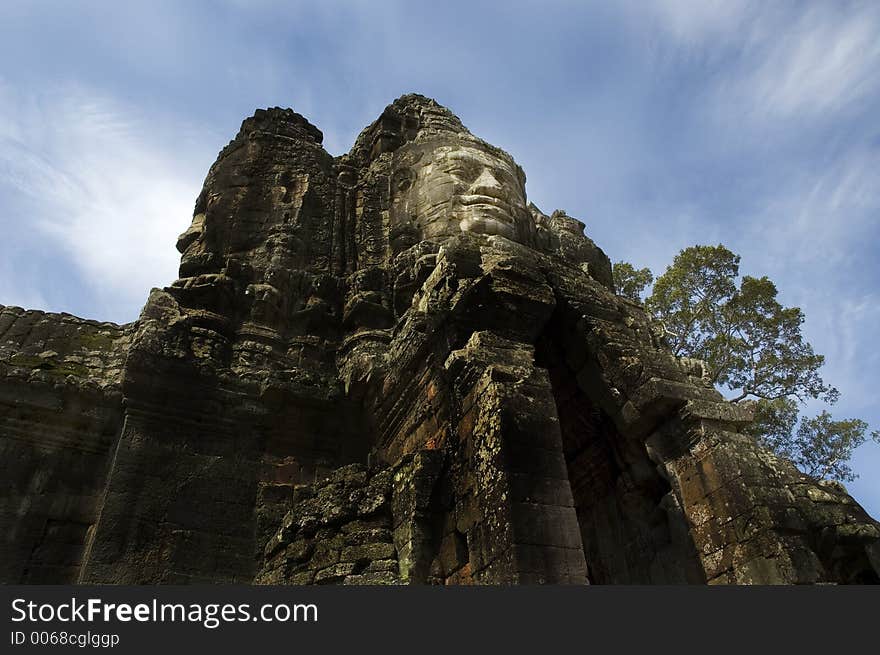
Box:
646;245;835;404
743;400;878;482
616;244;878;482
612;261;653;302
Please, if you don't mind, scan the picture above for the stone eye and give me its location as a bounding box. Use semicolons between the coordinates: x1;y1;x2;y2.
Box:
392;169;414;194
447;164;471;178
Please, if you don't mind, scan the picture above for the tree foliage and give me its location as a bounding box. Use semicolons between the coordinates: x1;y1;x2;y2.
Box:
744;403;879;482
612;261;653;301
646;245;835;404
619;243;877;482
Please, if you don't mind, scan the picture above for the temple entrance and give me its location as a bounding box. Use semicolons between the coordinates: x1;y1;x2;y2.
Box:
535;315;705;584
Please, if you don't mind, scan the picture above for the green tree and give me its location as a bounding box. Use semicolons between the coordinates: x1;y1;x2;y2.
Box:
745;405;877;482
612;261;653;301
621;244;878;482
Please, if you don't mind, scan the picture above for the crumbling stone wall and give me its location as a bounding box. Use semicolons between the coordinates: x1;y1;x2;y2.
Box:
259;463;400;585
0;306;128;582
258;452;448;585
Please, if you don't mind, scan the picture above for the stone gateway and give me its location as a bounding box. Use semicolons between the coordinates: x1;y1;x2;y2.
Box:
1;95;878;584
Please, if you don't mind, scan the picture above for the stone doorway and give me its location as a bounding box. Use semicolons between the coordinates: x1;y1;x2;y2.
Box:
535;316;705;584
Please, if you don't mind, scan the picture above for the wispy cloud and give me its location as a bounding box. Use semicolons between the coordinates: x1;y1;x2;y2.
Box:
637;2;880;126
744;149;880;411
0;83;213;321
722;4;880;123
643;0;756;46
812;294;880;407
743;147;880;271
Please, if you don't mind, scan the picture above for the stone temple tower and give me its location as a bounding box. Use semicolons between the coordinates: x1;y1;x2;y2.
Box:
1;95;878;584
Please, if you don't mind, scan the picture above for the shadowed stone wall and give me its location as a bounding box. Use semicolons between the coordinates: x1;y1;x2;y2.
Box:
0;306;127;582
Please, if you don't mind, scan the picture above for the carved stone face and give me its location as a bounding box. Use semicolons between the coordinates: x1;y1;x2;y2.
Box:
389;138;532;251
176;212;216;277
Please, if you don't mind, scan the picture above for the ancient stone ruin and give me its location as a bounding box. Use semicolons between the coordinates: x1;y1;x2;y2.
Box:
2;95;878;585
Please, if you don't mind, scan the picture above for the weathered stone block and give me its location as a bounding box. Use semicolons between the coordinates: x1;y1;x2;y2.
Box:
341;543;396;563
314;562;357;584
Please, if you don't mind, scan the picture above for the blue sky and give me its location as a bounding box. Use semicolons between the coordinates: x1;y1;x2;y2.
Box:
1;0;878;515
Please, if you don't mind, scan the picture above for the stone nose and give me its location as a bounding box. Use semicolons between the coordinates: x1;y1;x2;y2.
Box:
469;167;504;196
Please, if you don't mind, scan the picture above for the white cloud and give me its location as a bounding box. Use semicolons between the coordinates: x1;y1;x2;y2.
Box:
812;294;880;409
0;83;211;321
644;0;755;45
726;5;880;122
637;2;880;125
742;147;880;272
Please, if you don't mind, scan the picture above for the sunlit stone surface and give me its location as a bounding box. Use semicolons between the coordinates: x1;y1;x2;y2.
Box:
389;140;532;248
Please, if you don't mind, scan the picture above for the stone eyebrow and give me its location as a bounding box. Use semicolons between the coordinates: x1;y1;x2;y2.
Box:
444;151;480;162
444;149;517;170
